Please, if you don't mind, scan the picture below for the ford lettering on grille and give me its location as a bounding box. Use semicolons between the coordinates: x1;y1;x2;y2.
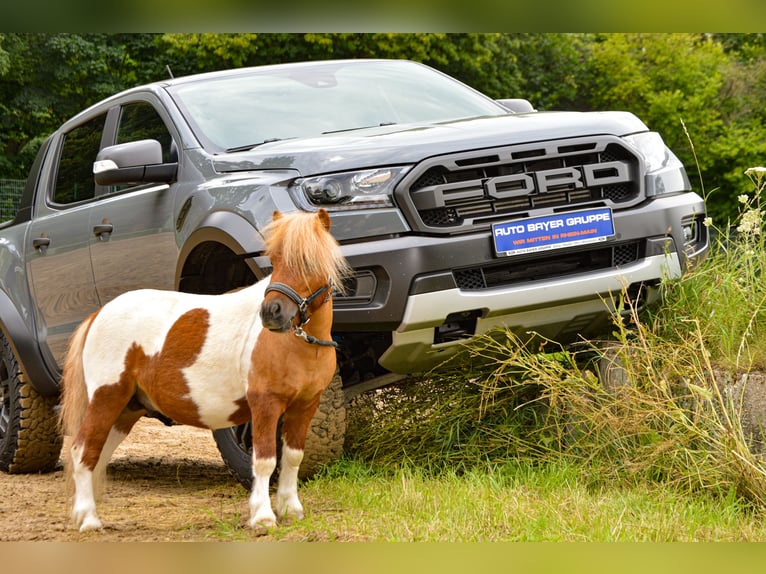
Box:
403;137;642;234
484;160;632;198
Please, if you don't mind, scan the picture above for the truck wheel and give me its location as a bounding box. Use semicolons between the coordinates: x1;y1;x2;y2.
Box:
595;343;634;396
0;333;62;473
213;372;346;489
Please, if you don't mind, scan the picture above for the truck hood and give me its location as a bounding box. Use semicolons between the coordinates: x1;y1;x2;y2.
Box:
211;110;649;176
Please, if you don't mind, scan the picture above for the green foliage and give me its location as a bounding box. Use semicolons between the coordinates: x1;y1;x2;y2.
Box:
503;33;587;110
0;33;159;178
0;35;9;76
575;35;728;212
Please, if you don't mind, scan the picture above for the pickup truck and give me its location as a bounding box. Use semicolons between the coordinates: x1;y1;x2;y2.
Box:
0;59;709;486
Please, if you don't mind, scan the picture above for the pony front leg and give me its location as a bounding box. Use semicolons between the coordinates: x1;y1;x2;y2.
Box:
249;453;278;530
275;440;304;522
246;397;282;532
275;394;322;523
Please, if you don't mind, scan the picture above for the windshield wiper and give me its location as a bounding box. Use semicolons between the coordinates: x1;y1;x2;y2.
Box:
225;138;288;153
322;122;397;135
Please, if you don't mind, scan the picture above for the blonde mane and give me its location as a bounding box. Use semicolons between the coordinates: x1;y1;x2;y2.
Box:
263;211;350;293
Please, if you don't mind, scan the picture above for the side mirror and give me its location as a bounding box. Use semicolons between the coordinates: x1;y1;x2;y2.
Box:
496;99;536;114
93;139;178;186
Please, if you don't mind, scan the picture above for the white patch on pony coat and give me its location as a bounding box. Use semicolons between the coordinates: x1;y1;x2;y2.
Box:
70;442;102;532
249;455;278;529
80;279;271;428
276;443;305;521
99;426;130;469
69;427;129;532
182;279;270;428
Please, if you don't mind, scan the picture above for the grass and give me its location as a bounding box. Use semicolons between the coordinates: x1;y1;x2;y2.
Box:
194;459;766;541
653;166;766;371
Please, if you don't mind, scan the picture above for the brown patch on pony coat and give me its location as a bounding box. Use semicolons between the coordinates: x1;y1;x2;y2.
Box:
127;308;212;428
64;308;213;476
228;397;251;426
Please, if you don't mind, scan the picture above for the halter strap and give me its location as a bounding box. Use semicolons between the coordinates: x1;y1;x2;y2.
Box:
263;281;337;347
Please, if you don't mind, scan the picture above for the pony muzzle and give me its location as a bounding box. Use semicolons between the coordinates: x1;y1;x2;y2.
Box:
259;296;297;332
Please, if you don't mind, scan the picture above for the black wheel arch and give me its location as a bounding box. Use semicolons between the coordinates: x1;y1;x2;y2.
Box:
0;290;59;396
176;211;271;294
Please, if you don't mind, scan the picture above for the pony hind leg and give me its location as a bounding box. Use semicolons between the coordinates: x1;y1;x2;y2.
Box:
275;394;322;523
69;397;142;532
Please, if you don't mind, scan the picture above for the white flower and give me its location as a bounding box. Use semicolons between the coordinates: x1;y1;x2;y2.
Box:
737;208;762;236
745;167;766;190
703;217;713;227
739;194;749;204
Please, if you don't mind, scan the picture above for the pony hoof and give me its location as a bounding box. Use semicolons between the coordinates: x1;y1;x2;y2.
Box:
278;510;305;525
278;515;301;526
248;517;277;536
78;516;103;532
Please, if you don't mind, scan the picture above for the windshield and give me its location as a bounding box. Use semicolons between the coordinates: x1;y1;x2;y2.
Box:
167;60;506;152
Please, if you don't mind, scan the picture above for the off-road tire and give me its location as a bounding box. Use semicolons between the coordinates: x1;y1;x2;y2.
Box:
0;333;62;473
213;372;346;490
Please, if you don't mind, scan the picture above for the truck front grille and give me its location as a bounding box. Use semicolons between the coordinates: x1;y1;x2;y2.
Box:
398;136;641;234
453;241;642;290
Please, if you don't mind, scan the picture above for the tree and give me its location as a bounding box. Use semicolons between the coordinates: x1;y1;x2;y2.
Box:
574;33;756;222
0;33;158;177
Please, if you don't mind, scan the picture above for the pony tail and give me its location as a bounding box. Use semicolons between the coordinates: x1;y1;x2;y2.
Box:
59;312;98;439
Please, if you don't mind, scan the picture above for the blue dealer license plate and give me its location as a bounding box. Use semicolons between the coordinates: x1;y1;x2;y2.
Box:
492;207;615;257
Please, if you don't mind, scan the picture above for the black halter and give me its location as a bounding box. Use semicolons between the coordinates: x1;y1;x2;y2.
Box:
263;281;337;347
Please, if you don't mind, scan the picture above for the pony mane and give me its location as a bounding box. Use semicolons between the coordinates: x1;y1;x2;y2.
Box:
263;211;350;293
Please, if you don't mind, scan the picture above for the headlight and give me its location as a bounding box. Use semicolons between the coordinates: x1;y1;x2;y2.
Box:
622;131;683;173
290;166;409;210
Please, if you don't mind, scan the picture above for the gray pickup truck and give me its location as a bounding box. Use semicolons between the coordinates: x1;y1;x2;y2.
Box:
0;59;709;485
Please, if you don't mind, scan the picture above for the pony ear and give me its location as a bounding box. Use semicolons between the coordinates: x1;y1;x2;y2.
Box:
317;208;331;231
272;210;283;221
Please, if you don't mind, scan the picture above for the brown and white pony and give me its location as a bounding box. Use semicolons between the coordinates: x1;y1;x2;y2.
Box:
59;209;348;533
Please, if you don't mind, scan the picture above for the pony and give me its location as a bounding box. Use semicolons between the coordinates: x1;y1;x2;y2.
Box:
59;208;349;533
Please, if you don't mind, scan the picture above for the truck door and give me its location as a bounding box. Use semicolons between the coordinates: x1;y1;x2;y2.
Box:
88;100;178;303
27;114;106;365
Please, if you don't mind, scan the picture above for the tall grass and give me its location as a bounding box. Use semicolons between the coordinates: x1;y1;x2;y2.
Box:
346;167;766;509
654;167;766;370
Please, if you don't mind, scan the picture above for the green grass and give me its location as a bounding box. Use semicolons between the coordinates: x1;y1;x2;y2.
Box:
654;166;766;371
199;459;766;541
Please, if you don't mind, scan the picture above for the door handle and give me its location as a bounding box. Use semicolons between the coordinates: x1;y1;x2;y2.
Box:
93;220;114;239
33;236;51;251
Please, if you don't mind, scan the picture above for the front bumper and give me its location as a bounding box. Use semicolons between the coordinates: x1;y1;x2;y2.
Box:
332;191;707;374
379;251;678;373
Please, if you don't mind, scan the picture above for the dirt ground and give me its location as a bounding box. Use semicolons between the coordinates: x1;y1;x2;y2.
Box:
4;372;766;543
0;418;267;542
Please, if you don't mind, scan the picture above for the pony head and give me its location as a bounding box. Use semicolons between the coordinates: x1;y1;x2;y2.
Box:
260;209;349;333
